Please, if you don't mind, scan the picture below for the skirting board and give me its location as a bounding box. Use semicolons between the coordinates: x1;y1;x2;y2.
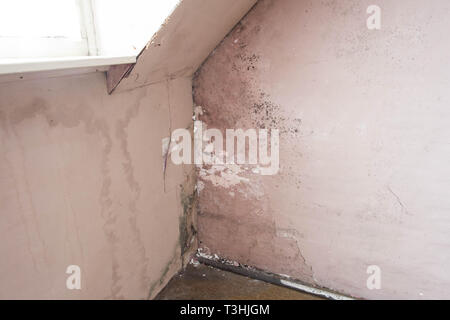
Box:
196;256;354;300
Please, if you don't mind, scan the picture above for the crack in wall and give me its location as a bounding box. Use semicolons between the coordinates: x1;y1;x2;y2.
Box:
387;185;412;216
163;79;173;193
276;228;316;283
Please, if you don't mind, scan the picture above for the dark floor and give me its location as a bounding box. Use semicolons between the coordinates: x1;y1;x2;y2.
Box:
156;263;323;300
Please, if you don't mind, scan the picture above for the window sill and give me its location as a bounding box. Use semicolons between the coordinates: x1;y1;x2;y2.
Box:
0;55;136;75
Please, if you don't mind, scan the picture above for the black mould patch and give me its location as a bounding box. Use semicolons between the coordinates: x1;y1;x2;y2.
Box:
251;98;302;137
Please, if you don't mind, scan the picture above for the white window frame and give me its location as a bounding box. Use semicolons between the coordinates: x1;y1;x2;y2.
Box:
78;0;99;56
0;0;136;76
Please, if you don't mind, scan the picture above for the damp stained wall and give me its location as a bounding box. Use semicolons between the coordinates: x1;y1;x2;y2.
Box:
0;72;195;299
0;0;258;300
193;0;450;299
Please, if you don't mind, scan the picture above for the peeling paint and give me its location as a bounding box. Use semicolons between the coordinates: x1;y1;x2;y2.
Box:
198;163;249;189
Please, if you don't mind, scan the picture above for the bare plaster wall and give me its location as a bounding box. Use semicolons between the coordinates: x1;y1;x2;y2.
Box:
0;72;196;299
193;0;450;299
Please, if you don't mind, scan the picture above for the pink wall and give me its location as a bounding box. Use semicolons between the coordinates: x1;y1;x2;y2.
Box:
0;0;258;300
194;0;450;299
0;73;195;299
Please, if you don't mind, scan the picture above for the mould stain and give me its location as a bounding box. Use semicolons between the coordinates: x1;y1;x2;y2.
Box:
192;0;313;286
147;246;179;300
114;89;150;294
179;169;198;258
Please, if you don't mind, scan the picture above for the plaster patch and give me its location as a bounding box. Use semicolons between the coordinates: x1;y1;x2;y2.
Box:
199;163;249;189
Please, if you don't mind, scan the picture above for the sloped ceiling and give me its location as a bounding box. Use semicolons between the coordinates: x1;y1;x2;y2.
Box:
107;0;257;94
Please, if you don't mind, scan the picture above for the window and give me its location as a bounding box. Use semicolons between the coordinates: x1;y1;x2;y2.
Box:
0;0;181;74
0;0;96;58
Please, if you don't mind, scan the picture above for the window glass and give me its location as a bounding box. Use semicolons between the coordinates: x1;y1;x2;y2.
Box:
0;0;82;39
